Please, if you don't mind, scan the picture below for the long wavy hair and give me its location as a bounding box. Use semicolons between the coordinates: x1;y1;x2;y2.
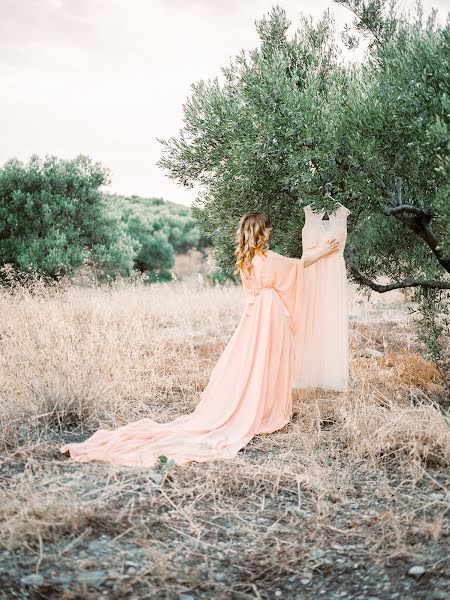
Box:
234;212;271;278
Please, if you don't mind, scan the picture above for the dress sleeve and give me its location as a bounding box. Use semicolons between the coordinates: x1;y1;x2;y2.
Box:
262;251;306;336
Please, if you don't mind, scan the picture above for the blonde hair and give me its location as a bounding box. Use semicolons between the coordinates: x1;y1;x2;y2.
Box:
234;212;271;278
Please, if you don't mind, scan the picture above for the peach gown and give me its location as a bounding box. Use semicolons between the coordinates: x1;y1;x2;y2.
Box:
59;250;305;468
293;203;350;392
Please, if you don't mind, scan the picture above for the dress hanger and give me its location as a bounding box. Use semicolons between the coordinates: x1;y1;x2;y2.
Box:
306;201;343;218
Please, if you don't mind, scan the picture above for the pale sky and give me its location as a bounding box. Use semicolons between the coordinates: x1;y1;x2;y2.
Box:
1;0;447;207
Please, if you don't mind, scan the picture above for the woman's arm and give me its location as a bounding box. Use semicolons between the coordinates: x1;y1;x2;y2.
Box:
303;237;340;268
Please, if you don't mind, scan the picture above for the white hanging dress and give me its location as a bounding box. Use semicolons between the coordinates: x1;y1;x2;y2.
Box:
292;203;351;392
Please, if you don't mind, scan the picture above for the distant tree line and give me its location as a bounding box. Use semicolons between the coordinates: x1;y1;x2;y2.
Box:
0;155;210;283
109;193;211;282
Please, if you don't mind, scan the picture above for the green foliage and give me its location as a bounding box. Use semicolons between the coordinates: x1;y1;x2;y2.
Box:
205;269;237;286
427;93;450;257
333;1;450;281
0;157;210;285
0;155;138;281
158;455;176;469
108;193;210;280
414;288;450;389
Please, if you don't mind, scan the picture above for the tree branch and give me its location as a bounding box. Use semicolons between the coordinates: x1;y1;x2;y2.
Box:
345;247;450;292
377;178;450;273
383;204;432;220
334;0;384;47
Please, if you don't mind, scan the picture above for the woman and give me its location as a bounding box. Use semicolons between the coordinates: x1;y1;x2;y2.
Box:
60;212;340;467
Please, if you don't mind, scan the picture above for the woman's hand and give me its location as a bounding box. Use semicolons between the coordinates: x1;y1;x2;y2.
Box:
302;237;341;268
320;237;340;259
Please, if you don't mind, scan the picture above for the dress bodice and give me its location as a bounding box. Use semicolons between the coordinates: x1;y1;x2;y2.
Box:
302;203;350;257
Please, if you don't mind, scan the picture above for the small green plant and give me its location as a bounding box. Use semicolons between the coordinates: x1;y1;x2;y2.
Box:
158;455;176;469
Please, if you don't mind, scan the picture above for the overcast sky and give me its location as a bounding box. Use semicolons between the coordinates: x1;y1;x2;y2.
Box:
1;0;447;207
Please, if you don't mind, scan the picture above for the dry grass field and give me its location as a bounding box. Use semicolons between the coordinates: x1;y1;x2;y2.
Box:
0;275;449;599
